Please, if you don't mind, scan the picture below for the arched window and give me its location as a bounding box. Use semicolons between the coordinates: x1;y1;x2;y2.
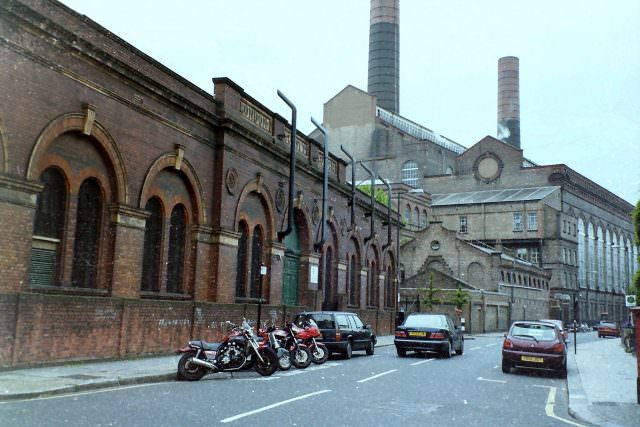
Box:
249;226;264;299
421;210;428;228
166;204;187;293
235;221;249;298
368;259;378;307
385;264;393;308
71;178;102;288
322;246;334;309
348;254;359;306
34;168;66;239
141;197;163;292
31;168;67;287
413;207;419;227
401;160;419;188
404;204;411;224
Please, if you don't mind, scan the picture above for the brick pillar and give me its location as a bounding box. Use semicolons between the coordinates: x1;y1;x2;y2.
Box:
0;174;42;291
359;270;368;308
337;260;347;310
192;225;214;301
210;227;240;303
268;242;286;305
299;251;320;309
109;204;148;298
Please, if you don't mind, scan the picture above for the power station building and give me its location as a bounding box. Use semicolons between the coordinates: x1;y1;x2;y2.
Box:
321;0;638;328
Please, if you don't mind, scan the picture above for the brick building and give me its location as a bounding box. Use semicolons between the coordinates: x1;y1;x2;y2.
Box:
0;0;400;367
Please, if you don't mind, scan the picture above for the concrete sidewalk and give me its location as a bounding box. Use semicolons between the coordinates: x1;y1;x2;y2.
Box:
3;331;638;427
567;333;639;427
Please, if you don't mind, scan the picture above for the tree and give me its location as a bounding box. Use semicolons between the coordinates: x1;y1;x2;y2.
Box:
419;272;442;311
448;284;471;310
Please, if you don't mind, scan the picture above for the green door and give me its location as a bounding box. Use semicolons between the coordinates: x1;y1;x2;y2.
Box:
283;219;300;306
283;253;299;305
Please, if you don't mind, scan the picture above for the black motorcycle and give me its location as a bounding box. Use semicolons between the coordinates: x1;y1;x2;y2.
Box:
176;319;278;380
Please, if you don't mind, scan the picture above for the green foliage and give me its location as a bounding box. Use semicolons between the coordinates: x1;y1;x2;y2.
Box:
419;272;442;311
357;185;390;207
448;285;471;310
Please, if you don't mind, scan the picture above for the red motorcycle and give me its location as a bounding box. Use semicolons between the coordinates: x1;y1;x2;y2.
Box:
261;323;312;369
176;319;278;380
292;318;329;364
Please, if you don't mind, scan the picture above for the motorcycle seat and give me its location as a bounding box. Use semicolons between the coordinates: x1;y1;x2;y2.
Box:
190;340;220;351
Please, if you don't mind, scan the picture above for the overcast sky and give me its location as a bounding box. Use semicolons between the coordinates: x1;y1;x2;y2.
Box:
60;0;640;205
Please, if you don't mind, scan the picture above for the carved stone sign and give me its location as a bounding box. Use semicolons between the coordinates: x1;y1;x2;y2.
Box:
240;99;271;133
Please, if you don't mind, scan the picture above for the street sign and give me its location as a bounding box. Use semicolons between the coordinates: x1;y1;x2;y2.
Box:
625;295;637;308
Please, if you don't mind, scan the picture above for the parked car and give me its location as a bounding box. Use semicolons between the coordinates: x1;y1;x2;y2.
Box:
598;322;620;338
394;313;464;358
293;312;376;359
539;319;567;342
502;321;567;378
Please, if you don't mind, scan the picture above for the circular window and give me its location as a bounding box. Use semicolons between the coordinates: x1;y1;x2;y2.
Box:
473;153;503;183
430;240;441;251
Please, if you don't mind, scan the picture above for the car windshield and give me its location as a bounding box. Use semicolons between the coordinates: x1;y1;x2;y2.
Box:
403;315;447;329
306;314;335;329
511;323;556;341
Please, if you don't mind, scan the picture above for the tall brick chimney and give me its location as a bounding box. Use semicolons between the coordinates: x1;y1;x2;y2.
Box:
497;56;520;149
368;0;400;113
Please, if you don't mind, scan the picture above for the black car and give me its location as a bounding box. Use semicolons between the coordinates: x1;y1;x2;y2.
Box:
394;313;464;358
293;311;376;359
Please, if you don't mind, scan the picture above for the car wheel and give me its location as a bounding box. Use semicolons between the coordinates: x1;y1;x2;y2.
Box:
343;340;353;359
441;341;453;359
455;339;464;355
558;362;567;379
501;359;511;374
396;347;406;358
365;338;375;356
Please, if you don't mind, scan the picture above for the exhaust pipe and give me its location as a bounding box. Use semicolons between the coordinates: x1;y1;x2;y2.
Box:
188;357;217;370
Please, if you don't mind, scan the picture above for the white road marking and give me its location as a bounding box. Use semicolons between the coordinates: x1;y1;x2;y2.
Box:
493;365;499;369
463;399;468;405
545;386;586;426
220;389;331;423
357;369;398;383
470;346;482;351
485;343;497;347
411;358;435;366
477;376;506;384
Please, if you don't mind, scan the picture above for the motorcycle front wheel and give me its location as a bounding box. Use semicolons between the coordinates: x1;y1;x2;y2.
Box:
290;346;312;369
310;343;329;364
177;351;207;381
254;347;278;376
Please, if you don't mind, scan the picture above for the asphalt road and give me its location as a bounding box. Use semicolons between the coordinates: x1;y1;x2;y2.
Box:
0;333;600;427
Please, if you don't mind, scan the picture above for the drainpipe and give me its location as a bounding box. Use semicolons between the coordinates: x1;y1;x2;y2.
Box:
360;163;375;245
311;117;328;251
381;178;392;251
277;90;296;240
340;145;356;232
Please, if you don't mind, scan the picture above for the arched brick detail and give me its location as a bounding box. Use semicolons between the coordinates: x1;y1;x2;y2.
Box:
234;178;277;241
27;113;128;204
139;154;206;225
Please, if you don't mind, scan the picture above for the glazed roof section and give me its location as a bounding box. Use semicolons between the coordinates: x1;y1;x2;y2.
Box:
431;186;560;206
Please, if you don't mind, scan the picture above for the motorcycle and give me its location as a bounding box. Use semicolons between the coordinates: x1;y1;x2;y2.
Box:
263;323;312;369
292;318;329;364
176;319;278;380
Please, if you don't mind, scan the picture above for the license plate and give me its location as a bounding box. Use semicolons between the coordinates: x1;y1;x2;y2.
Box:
521;356;544;363
408;331;426;337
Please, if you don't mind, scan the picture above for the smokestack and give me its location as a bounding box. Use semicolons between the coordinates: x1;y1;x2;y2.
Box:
368;0;399;113
497;56;520;149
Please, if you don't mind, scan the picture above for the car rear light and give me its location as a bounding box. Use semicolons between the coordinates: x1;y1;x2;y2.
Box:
395;330;407;338
430;332;445;339
335;330;341;342
503;339;513;349
552;343;565;354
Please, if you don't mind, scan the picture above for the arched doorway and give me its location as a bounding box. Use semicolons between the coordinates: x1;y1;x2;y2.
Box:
283;217;300;306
